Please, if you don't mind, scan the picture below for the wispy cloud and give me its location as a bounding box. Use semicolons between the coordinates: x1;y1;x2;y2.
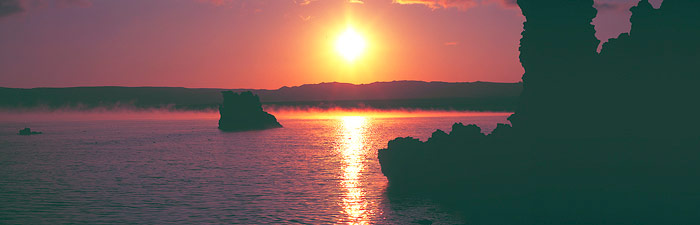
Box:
393;0;477;10
293;0;363;6
392;0;516;11
293;0;318;6
299;14;312;21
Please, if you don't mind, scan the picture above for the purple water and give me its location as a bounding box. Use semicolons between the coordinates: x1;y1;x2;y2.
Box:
0;113;509;224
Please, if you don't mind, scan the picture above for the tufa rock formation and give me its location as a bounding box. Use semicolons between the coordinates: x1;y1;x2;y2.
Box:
17;127;42;135
218;91;282;131
511;0;700;138
378;0;700;223
509;0;600;138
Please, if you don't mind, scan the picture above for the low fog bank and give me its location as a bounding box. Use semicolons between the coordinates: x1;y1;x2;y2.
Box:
265;106;512;120
0;108;219;122
262;97;517;112
0;97;518;114
0;106;512;123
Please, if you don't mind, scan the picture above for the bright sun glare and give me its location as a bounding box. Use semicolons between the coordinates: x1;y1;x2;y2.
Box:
335;28;367;62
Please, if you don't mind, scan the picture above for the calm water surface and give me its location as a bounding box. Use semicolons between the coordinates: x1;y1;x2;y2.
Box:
0;113;509;224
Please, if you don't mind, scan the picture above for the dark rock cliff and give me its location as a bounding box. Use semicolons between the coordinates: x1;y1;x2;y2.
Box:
378;0;700;223
511;0;700;138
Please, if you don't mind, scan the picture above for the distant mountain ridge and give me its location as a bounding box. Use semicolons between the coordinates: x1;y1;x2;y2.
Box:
0;81;522;111
270;81;521;102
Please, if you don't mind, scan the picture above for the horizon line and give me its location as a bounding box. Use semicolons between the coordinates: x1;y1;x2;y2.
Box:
1;80;523;90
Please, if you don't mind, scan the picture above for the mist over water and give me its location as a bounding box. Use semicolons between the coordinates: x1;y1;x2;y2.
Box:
0;107;511;122
0;111;509;224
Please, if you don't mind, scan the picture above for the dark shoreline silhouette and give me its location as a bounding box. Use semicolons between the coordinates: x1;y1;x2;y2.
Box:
218;91;282;132
379;0;700;223
0;81;521;112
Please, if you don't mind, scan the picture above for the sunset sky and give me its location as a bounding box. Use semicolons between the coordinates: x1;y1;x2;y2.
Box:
0;0;662;89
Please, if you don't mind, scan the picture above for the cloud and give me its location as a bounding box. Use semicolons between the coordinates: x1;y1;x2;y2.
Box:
390;0;651;12
393;0;477;10
393;0;517;11
294;0;315;6
292;0;362;6
0;0;24;17
299;14;312;21
444;41;458;46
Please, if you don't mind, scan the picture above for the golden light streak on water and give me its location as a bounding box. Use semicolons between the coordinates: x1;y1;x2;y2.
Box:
338;116;370;224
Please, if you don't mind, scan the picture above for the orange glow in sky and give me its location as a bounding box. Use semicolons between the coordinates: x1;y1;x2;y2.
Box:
0;0;525;88
0;0;660;89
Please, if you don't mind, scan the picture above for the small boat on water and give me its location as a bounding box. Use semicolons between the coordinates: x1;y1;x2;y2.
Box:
18;128;42;136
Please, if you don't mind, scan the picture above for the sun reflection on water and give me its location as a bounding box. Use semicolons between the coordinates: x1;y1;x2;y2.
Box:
338;116;370;224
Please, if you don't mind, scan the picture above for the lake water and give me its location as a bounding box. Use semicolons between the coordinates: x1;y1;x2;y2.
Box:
0;112;510;224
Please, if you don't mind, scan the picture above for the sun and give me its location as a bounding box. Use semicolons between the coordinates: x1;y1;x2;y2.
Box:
335;28;367;62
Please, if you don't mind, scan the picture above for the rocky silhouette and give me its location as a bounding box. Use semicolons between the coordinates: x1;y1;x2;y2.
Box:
17;127;42;135
510;0;700;138
218;91;282;131
379;0;700;223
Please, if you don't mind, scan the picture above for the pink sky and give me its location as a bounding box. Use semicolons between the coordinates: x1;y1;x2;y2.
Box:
0;0;662;89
